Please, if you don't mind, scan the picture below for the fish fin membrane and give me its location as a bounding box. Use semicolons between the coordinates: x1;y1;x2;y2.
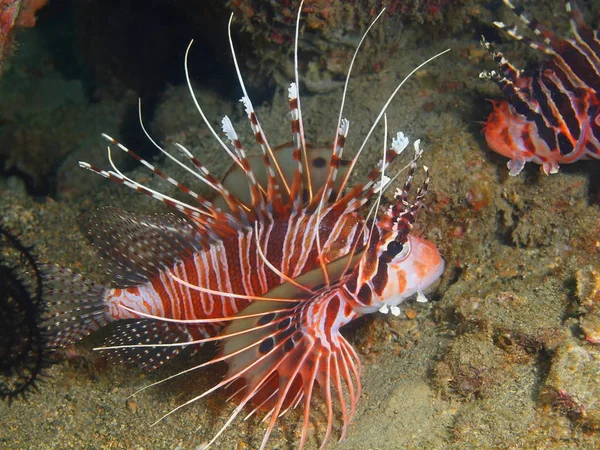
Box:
217;143;351;209
88;207;206;286
41;264;109;348
219;256;362;414
219;293;360;445
101;319;193;371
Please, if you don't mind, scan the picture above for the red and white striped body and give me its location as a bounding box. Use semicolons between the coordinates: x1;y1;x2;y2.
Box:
103;207;366;325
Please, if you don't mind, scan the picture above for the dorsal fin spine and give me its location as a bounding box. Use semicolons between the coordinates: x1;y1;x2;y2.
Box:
292;1;311;204
79;161;206;221
287;82;305;208
309;118;350;211
100;134;220;215
221;115;268;216
226;13;287;213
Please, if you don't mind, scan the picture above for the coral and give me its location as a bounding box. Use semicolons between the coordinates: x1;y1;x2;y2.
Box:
384;0;453;18
0;0;47;76
226;0;467;92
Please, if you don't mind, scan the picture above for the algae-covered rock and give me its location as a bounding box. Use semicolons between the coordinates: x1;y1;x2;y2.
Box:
543;339;600;430
435;332;506;400
577;266;600;314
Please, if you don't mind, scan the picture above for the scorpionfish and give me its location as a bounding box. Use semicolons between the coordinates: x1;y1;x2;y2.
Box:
44;3;446;449
481;0;600;175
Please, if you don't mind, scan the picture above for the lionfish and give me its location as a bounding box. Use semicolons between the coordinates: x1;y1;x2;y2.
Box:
480;0;600;175
44;2;446;448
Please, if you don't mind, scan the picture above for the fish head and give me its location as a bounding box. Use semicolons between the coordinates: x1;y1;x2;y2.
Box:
383;233;444;302
371;231;444;311
483;100;547;176
350;204;444;314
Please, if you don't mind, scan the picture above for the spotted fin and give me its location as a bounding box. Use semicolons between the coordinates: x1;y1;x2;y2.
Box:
43;209;206;347
42;265;110;348
216;143;351;209
101;319;192;371
88;207;205;286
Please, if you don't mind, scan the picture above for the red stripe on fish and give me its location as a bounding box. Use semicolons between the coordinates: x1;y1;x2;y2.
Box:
480;0;600;175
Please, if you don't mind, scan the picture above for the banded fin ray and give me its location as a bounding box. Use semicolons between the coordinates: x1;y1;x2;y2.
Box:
496;0;600;91
214;295;360;450
148;246;367;448
225;13;288;213
312;7;387;211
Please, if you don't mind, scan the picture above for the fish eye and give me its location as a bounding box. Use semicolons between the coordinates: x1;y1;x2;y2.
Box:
386;240;403;257
384;237;411;261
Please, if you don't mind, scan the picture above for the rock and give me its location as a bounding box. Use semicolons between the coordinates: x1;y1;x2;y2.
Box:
542;339;600;430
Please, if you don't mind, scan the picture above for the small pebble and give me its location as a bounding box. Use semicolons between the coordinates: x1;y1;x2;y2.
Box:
126;398;138;413
404;308;418;320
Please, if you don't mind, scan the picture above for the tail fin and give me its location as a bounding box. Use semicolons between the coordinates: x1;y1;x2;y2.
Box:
41;265;110;348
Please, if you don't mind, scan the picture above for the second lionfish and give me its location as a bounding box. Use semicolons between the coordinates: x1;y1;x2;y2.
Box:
481;0;600;175
45;2;446;449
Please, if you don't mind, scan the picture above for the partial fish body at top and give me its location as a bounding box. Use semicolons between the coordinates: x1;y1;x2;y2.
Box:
480;0;600;175
44;3;446;449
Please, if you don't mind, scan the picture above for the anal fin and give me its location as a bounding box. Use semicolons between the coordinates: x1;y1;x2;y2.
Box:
101;319;193;371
